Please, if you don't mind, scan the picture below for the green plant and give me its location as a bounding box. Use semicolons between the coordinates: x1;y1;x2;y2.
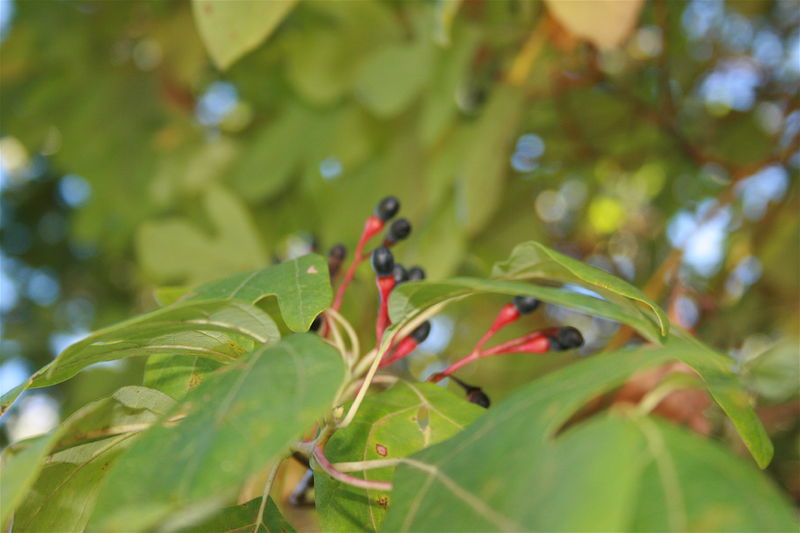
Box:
1;201;796;531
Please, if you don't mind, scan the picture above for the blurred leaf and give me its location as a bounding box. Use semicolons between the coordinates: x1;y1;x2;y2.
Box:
176;496;296;533
1;387;174;529
89;334;345;532
544;0;645;49
456;85;525;236
192;0;299;69
401;199;467;280
743;339;800;402
23;300;278;392
355;41;436;117
153;286;191;307
668;330;773;468
284;27;360;106
382;345;793;532
419;27;480;146
185;253;331;332
315;381;484;532
627;416;795;532
433;0;464;45
231;104;316;201
136;185;268;285
492;241;670;337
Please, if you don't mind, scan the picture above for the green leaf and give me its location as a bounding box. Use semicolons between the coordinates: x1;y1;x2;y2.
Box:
456;85;525;236
389;277;664;344
143;354;222;400
89;334;346;532
27;299;279;390
13;435;136;533
185;253;332;332
231;103;316;201
176;496;296;533
382;346;792;532
192;0;299;70
144;253;330;399
627;415;796;532
355;41;435;117
136;185;268;286
432;0;464;45
492;241;670;338
315;381;484;532
1;387;174;529
668;330;773;468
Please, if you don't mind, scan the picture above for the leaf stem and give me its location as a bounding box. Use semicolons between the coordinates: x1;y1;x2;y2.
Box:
333;457;403;472
313;444;393;492
252;461;280;533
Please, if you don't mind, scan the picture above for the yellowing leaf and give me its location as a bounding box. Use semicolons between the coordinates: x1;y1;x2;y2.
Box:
544;0;644;49
192;0;299;70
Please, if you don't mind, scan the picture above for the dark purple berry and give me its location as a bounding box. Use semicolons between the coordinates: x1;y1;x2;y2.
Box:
386;218;411;244
371;246;394;277
375;196;400;222
393;264;409;284
407;266;426;281
328;244;347;277
328;243;346;261
512;295;540;315
449;375;490;408
466;388;491;408
410;321;431;343
554;326;583;350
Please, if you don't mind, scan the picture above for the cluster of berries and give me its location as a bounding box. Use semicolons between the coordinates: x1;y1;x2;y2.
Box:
318;196;584;409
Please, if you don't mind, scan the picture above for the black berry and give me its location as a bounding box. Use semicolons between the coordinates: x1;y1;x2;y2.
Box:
466;388;491;408
328;244;347;277
512;295;540;315
375;196;400;222
554;326;583;350
328;243;346;261
407;266;426;281
410;321;431;343
393;264;409;284
371;246;394;277
386;218;411;244
449;375;490;408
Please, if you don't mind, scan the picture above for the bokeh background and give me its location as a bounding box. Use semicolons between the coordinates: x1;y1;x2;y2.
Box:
0;0;798;509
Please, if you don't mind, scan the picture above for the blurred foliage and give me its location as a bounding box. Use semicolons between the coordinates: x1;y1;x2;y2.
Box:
0;0;798;509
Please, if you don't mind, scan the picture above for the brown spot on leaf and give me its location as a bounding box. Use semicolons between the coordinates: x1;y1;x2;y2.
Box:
376;495;389;509
203;3;212;14
188;374;202;389
376;444;387;457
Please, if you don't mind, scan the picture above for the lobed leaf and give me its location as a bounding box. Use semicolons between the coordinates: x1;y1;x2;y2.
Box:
315;381;484;532
88;334;346;532
184;253;331;332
